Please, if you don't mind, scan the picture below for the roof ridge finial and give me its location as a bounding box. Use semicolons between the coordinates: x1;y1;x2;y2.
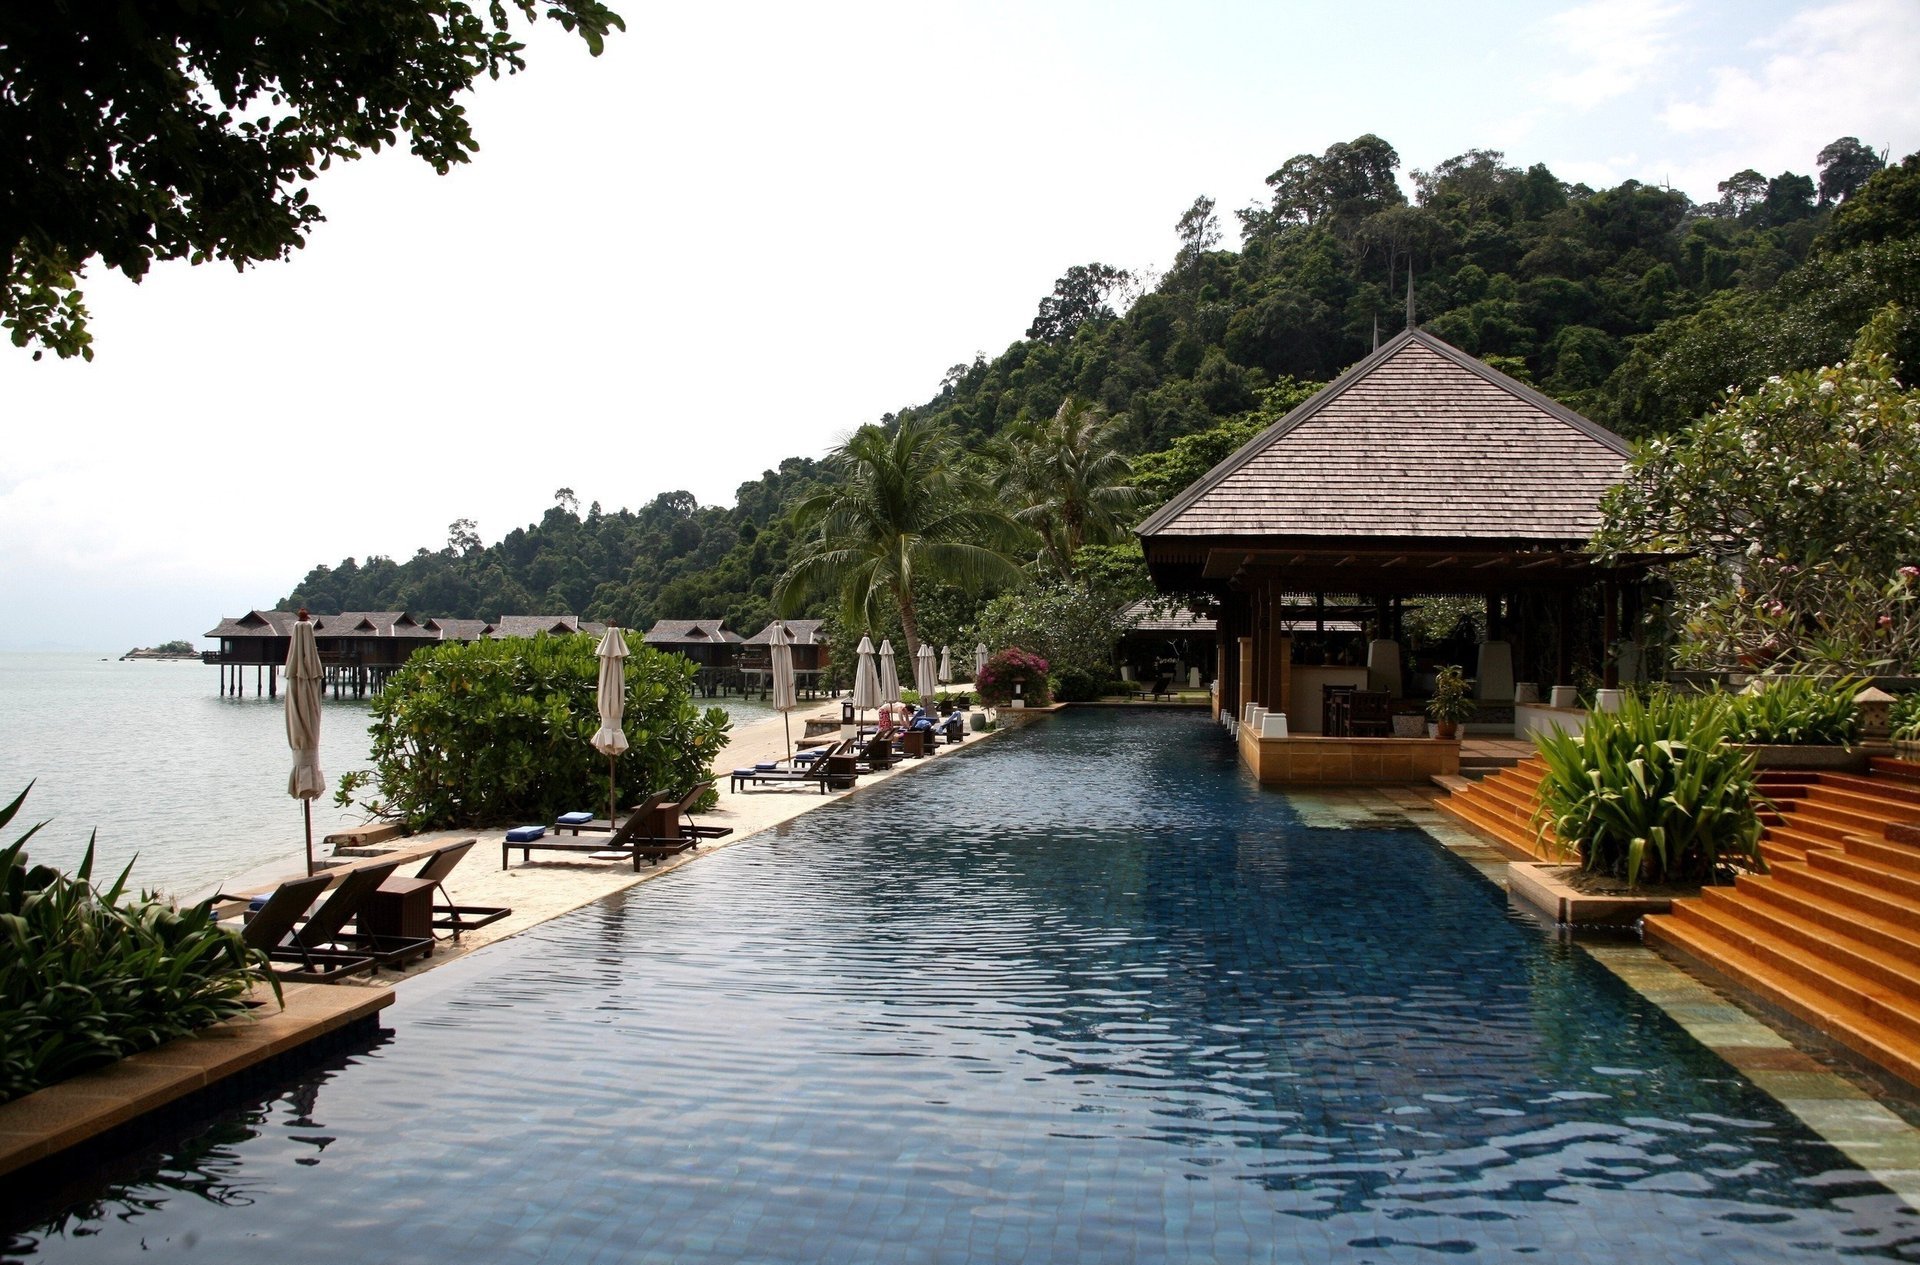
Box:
1405;267;1415;331
1372;314;1379;352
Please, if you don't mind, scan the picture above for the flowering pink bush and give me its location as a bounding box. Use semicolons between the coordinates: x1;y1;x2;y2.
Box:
975;647;1051;707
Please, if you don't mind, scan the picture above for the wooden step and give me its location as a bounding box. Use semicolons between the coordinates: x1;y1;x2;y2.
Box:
1735;873;1920;970
1646;914;1920;1087
1781;797;1916;837
1847;835;1920;876
1432;794;1547;860
1773;864;1920;934
1808;850;1920;903
1871;756;1920;784
1694;887;1920;998
1660;902;1920;1045
1814;770;1920;807
1789;779;1920;817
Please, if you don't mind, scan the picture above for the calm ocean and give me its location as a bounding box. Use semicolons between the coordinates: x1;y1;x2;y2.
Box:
0;652;777;899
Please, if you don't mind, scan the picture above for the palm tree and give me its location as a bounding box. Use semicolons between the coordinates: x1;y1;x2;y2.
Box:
997;396;1151;579
774;417;1026;660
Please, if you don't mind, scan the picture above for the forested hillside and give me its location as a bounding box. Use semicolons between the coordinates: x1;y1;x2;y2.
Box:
282;135;1919;634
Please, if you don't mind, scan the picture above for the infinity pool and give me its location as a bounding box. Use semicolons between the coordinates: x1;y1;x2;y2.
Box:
8;710;1920;1262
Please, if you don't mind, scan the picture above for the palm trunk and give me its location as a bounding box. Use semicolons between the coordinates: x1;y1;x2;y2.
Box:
897;584;924;665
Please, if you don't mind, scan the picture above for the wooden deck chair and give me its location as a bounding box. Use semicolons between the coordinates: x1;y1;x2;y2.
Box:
669;780;732;841
410;839;509;941
239;872;375;982
297;861;434;973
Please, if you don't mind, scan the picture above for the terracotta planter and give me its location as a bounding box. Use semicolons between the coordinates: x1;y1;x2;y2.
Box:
1436;719;1459;740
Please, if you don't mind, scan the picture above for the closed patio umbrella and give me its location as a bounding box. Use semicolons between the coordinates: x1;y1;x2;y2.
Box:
974;642;989;683
938;645;953;686
851;635;880;729
591;626;630;826
878;639;901;707
915;642;938;708
284;610;326;876
770;620;798;760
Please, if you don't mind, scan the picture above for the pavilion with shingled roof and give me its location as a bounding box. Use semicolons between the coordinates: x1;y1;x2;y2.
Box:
1136;327;1648;784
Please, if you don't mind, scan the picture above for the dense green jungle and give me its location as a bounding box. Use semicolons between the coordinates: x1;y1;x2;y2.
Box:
281;135;1920;649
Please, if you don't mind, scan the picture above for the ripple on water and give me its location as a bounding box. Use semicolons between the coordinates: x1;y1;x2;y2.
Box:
9;710;1920;1264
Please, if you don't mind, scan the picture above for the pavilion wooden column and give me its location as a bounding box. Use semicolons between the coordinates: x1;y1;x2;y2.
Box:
1555;589;1572;686
1237;637;1254;722
1601;577;1619;689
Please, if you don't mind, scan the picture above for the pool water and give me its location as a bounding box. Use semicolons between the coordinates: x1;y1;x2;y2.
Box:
9;710;1920;1262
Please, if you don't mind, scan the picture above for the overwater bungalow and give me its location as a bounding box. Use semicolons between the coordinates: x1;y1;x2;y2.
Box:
739;619;833;697
641;619;746;696
1137;327;1648;784
202;610;602;697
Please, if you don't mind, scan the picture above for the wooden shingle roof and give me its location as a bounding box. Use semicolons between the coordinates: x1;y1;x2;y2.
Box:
1137;329;1630;545
743;618;826;646
644;619;743;645
1120;600;1217;634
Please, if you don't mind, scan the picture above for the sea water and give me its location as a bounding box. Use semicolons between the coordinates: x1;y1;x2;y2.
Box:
0;653;784;897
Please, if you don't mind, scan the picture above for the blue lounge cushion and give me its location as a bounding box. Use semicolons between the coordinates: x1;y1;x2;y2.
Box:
505;825;546;842
556;811;594;826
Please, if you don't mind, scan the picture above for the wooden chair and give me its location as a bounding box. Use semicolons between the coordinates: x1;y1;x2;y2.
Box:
1348;690;1393;738
408;839;509;940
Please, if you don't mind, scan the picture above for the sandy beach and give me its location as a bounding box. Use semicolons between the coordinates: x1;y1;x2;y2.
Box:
296;699;1006;980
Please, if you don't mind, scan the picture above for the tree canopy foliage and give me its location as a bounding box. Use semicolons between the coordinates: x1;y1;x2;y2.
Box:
1;0;623;360
278;132;1918;667
1597;307;1920;673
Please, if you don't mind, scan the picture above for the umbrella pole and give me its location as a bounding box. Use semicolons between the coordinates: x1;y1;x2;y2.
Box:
783;713;792;762
303;800;314;876
608;754;619;829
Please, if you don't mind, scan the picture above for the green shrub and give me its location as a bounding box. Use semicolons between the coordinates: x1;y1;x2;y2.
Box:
1051;666;1105;702
1724;676;1860;746
341;633;731;830
0;786;267;1104
1533;692;1766;890
975;647;1052;708
1894;691;1920;742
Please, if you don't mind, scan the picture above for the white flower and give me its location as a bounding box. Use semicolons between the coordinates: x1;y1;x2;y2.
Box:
1818;380;1835;396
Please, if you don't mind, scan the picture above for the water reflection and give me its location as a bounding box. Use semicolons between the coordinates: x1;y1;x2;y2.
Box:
7;711;1920;1263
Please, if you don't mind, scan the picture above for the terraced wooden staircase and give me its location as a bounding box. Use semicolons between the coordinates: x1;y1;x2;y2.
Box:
1437;753;1920;1085
1648;758;1920;1084
1432;757;1554;860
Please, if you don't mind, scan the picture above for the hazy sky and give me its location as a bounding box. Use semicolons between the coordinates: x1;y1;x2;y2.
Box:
5;0;1917;652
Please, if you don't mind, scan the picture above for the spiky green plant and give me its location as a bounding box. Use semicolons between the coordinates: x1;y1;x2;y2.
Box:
0;785;269;1103
1724;676;1861;746
1531;692;1767;890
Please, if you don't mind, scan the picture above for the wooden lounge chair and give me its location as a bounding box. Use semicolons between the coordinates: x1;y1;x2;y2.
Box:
502;801;693;870
667;781;732;841
855;733;897;772
729;739;858;793
1134;676;1174;701
549;792;672;836
407;839;510;940
298;861;435;972
237;872;377;983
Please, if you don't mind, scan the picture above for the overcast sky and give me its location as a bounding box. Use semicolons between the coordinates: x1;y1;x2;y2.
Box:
5;0;1917;652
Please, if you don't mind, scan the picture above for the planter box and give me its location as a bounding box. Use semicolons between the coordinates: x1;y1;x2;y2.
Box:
1507;862;1671;928
1733;744;1868;772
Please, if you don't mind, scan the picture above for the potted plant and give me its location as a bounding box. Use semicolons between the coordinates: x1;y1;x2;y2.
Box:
1426;665;1475;739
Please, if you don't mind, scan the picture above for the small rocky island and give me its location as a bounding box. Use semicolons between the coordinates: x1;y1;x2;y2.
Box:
121;640;201;661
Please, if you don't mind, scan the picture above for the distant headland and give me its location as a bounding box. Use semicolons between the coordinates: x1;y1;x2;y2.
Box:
122;640;200;661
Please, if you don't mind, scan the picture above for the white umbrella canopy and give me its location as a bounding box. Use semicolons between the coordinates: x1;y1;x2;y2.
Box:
770;620;798;759
914;642;938;706
591;626;630;825
878;639;901;706
284;612;326;876
974;642;989;682
850;635;880;716
938;645;952;685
